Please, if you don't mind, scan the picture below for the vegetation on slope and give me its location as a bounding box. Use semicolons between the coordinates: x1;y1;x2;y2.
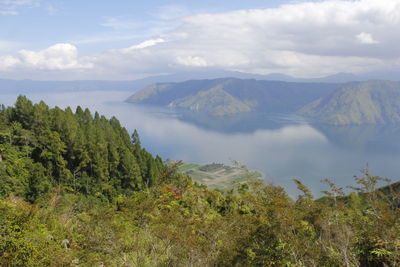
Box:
128;78;400;125
299;80;400;125
176;161;262;191
1;171;400;266
1;97;400;266
126;78;339;116
0;96;168;202
169;85;253;116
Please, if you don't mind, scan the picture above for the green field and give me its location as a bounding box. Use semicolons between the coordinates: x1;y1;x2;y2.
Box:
177;162;263;190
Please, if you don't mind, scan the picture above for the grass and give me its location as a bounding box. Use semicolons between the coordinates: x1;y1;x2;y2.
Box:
178;162;263;191
177;163;200;172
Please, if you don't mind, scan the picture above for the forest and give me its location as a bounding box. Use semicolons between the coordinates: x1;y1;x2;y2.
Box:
1;96;400;266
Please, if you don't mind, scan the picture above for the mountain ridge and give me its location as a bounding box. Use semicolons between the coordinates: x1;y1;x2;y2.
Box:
299;80;400;124
126;77;340;116
127;78;400;125
2;70;396;94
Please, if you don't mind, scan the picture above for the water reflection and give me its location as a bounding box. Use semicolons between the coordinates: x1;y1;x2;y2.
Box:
313;124;400;155
1;90;399;197
176;110;307;133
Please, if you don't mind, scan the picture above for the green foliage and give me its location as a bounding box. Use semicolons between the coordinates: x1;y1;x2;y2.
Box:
1;97;400;266
300;80;400;124
1;174;398;266
0;96;166;201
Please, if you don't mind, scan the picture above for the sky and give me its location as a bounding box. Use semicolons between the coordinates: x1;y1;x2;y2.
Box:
1;0;400;80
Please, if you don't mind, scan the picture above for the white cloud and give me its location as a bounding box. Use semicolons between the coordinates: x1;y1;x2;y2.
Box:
176;56;209;67
0;43;92;71
91;16;178;46
127;38;166;50
356;32;379;44
2;0;400;79
165;0;400;76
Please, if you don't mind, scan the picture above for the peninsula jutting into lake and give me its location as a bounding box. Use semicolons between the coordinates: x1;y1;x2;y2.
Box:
1;0;400;265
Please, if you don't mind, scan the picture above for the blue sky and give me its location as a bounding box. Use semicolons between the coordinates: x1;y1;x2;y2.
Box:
1;0;288;54
1;0;400;80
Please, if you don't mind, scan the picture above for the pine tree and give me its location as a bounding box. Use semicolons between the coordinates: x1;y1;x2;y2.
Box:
131;129;141;148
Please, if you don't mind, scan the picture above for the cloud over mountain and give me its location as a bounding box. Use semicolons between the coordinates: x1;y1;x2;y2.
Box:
1;0;400;80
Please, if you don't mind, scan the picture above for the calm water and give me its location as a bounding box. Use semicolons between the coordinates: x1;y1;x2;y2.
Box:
2;90;400;197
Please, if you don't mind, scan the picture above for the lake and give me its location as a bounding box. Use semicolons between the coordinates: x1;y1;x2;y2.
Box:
2;90;400;197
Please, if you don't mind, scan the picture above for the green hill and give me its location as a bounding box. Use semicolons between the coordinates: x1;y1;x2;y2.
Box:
126;78;339;116
299;80;400;125
0;96;175;201
128;78;400;125
168;84;253;116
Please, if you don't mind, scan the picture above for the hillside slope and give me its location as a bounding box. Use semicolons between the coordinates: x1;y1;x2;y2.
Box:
126;78;339;116
0;96;169;201
299;80;400;125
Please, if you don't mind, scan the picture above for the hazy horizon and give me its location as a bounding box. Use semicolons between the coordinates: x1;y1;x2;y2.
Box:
1;0;400;81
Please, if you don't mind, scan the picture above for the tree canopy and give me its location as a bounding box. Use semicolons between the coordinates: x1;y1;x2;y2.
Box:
0;96;399;266
0;95;167;202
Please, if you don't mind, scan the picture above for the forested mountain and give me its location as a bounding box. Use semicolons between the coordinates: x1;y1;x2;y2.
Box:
126;78;340;116
0;96;169;202
128;78;400;125
1;97;400;266
299;80;400;125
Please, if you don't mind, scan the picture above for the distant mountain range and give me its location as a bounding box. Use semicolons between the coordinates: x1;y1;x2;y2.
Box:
2;69;400;94
126;78;400;125
0;71;344;94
